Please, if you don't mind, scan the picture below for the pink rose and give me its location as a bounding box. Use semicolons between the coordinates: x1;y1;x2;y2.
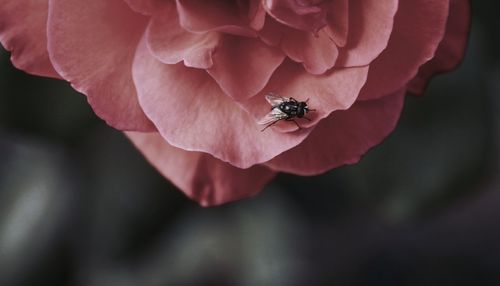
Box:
0;0;470;206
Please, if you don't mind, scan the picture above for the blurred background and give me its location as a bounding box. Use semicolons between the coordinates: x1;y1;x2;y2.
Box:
0;2;499;285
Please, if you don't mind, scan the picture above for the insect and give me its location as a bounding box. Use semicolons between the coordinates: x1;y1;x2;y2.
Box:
258;93;314;132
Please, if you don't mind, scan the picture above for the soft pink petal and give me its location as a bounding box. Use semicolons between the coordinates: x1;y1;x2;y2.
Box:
326;0;349;47
133;37;312;169
240;60;368;132
0;0;59;78
280;27;339;75
359;0;450;100
259;17;339;74
123;0;157;15
47;0;155;131
151;1;283;98
408;0;471;95
247;0;267;31
335;0;398;67
146;2;220;69
258;15;286;47
126;131;276;206
262;0;328;34
266;89;406;175
207;35;285;101
176;0;257;36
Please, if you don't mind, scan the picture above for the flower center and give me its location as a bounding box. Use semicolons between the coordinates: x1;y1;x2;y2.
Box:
264;0;328;34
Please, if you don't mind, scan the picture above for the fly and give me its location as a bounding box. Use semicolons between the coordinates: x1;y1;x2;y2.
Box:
258;93;314;132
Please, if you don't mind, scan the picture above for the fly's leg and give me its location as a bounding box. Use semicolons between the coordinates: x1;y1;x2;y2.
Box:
286;118;301;129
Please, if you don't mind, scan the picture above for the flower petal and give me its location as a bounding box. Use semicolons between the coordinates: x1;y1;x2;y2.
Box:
262;0;328;34
326;0;349;47
408;0;471;95
123;0;157;15
151;1;284;99
240;60;369;132
335;0;398;67
133;36;312;169
0;0;59;78
176;0;257;36
280;27;339;75
266;89;406;175
359;0;450;101
258;15;285;47
206;35;285;101
247;0;267;31
146;2;220;69
259;17;339;74
47;0;155;131
126;131;276;206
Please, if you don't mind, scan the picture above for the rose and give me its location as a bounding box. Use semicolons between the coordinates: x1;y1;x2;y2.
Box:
0;0;470;206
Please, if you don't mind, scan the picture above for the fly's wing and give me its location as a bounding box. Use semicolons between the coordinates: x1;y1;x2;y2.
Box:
258;108;288;125
265;93;288;107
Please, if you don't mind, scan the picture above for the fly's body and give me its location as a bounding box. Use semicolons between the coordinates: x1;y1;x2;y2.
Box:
258;93;314;132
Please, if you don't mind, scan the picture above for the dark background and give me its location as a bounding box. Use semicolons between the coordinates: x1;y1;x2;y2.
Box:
1;2;499;285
